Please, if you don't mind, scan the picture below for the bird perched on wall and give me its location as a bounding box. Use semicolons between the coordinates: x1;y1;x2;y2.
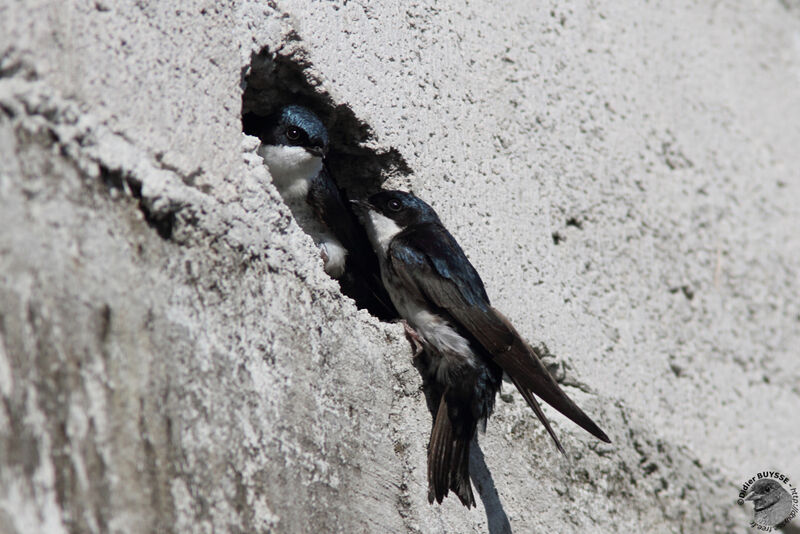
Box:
243;105;396;319
353;190;610;508
745;479;793;528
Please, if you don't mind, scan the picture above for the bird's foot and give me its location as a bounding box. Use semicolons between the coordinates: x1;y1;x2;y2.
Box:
402;320;425;359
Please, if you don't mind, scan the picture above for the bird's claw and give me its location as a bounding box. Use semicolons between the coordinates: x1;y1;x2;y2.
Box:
402;320;425;359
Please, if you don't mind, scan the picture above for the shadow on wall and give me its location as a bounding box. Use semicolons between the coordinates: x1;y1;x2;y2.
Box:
471;444;514;534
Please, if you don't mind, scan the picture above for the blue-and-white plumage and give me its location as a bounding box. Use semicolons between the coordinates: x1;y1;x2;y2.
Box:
252;105;347;277
355;190;610;508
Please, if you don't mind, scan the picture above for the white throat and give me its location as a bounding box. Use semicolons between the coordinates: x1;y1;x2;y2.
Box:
364;211;403;257
258;144;323;200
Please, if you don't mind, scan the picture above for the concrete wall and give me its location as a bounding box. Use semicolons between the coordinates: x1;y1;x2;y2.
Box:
1;1;799;532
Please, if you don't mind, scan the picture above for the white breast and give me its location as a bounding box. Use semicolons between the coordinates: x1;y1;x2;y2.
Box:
258;144;323;200
363;211;403;257
384;273;478;383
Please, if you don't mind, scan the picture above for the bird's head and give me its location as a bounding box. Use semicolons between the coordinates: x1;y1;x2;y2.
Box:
351;190;441;253
353;190;441;227
267;104;329;157
745;479;786;511
253;105;329;193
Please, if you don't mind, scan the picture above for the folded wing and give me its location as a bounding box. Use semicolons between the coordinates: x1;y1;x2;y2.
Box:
388;224;610;447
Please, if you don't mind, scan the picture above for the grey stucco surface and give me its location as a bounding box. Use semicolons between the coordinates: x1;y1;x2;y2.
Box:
1;1;799;532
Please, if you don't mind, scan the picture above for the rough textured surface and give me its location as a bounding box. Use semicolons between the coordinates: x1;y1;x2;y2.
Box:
1;1;799;532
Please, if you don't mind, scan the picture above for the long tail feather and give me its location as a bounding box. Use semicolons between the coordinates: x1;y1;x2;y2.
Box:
427;394;475;508
428;394;451;505
510;377;567;455
490;308;611;444
449;428;474;508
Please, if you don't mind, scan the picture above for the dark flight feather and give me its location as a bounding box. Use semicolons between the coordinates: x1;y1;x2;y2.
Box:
510;376;566;455
428;394;475;508
388;223;610;449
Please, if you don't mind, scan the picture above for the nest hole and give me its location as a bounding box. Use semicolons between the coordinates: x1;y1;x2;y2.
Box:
241;48;410;198
241;47;408;320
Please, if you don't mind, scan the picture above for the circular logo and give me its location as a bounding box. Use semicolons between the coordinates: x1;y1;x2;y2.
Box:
736;471;798;531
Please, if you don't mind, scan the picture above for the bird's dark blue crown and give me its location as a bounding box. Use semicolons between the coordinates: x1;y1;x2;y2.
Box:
280;105;329;148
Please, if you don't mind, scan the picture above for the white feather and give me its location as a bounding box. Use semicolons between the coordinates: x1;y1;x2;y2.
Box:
403;301;478;382
258;144;322;200
363;211;403;257
381;251;479;382
258;143;348;278
319;237;348;278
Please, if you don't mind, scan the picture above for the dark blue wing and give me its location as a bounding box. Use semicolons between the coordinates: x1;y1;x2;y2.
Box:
389;224;514;353
389;223;610;445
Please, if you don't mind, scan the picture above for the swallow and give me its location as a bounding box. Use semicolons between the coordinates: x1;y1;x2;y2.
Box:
243;104;347;277
353;190;610;508
745;479;793;528
244;106;397;318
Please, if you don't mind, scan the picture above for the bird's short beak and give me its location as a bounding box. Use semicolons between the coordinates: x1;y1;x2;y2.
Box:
744;491;757;502
349;199;373;212
306;146;326;158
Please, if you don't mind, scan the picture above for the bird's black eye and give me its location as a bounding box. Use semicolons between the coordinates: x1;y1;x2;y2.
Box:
765;487;771;493
387;199;402;212
286;126;301;141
